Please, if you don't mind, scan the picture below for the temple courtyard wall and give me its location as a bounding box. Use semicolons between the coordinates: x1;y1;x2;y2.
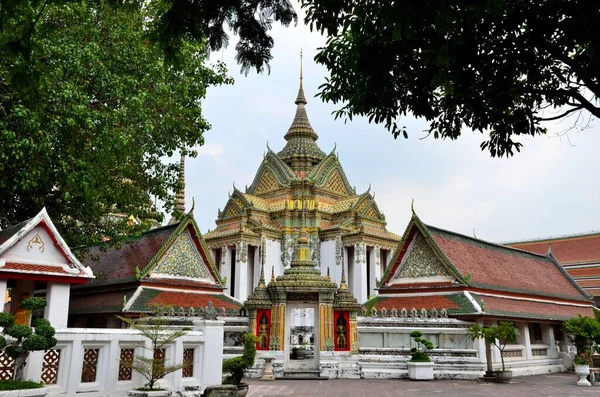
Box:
229;316;568;380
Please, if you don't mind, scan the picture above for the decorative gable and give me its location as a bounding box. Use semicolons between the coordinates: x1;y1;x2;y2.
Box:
152;230;213;281
254;170;280;195
222;199;244;219
391;233;454;283
323;168;352;196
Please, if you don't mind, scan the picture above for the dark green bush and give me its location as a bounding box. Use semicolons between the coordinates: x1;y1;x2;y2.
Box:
222;334;257;385
0;380;43;390
5;324;32;340
409;330;434;363
0;313;15;328
19;297;47;312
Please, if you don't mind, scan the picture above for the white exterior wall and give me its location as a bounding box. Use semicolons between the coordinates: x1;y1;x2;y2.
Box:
23;319;221;396
265;238;283;280
44;282;71;328
352;243;368;303
319;239;337;280
220;247;232;296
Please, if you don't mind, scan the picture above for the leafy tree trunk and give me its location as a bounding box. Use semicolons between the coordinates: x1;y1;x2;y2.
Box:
13;350;28;381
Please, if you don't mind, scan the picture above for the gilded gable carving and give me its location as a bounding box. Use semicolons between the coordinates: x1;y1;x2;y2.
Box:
363;204;380;219
154;230;211;279
223;201;241;218
324;169;350;195
393;233;449;280
254;170;279;195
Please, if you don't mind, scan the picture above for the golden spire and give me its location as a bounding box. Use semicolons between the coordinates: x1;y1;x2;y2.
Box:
340;263;348;290
270;265;276;283
327;266;331;281
295;49;307;105
258;237;266;287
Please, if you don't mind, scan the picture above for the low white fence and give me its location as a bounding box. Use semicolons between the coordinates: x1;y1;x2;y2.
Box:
16;319;224;396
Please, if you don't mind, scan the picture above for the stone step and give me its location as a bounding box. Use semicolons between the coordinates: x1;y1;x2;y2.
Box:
280;369;328;380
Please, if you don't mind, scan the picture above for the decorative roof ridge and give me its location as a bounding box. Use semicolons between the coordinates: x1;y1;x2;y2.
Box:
426;224;556;261
545;250;592;301
467;283;592;303
503;230;600;245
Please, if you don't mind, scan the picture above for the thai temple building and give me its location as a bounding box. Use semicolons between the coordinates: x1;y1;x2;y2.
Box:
508;233;600;306
203;57;400;306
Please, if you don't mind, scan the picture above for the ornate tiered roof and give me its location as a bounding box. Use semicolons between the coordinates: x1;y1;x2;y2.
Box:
204;61;399;250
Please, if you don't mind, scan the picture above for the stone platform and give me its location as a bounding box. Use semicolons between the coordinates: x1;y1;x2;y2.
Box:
246;373;599;396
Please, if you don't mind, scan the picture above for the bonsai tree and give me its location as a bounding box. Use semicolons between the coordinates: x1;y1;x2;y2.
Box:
409;331;434;362
0;297;56;389
468;322;520;372
222;334;258;385
563;316;600;357
117;310;190;391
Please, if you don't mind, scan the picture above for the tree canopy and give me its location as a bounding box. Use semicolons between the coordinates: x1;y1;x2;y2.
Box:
302;0;600;157
0;1;232;246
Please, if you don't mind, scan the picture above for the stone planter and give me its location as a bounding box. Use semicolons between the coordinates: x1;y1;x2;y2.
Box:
495;370;512;383
407;361;435;380
237;383;249;397
575;365;592;387
293;347;306;360
0;388;49;397
126;389;172;397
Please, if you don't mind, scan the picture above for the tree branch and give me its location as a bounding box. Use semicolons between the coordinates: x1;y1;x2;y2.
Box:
535;106;582;122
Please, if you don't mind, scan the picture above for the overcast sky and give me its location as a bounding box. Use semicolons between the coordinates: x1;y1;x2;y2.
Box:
182;2;600;244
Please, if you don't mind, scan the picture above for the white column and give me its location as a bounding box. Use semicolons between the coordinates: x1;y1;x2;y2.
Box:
193;319;225;387
352;243;368;303
44;282;70;328
368;247;380;297
253;245;261;290
474;319;487;364
543;324;558;358
104;339;120;396
221;246;232;296
523;323;533;360
169;338;184;391
0;280;7;312
489;320;501;364
234;242;249;301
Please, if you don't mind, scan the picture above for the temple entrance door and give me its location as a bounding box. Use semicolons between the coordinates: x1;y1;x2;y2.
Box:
284;303;320;372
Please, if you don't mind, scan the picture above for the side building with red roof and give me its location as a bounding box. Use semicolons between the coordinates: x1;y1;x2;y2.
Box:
508;233;600;306
367;210;595;376
68;211;242;328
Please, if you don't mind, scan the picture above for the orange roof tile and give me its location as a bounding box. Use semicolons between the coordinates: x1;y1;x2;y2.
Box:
475;294;594;320
509;234;600;265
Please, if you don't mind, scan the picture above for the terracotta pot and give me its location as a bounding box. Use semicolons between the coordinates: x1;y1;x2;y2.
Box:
237;383;249;397
0;388;49;397
495;370;512;383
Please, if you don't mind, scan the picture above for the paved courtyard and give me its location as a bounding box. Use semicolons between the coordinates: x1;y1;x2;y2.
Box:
246;373;600;397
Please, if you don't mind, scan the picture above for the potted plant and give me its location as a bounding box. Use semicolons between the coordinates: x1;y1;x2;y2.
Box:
0;297;56;396
293;341;308;360
222;334;257;397
118;311;190;397
468;321;520;383
406;330;435;380
563;316;600;387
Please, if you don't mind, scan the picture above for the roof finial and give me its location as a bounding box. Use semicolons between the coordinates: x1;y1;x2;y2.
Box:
340;263;348;289
258;237;266;287
270;265;276;283
295;49;307;105
327;266;331;281
411;198;415;214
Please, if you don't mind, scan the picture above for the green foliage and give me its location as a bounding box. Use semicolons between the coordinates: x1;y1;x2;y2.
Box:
0;380;43;390
468;321;519;371
19;297;47;312
364;295;378;316
0;1;232;247
409;330;434;362
222;334;258;385
0;298;56;381
563;316;600;355
0;313;15;328
117;309;190;390
302;0;600;157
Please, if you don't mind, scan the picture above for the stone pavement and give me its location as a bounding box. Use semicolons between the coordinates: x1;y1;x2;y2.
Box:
246;373;600;397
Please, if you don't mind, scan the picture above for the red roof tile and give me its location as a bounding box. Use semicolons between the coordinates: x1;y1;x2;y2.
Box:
1;262;71;275
148;290;241;310
509;234;600;265
428;226;586;300
567;267;600;278
475;294;594;320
